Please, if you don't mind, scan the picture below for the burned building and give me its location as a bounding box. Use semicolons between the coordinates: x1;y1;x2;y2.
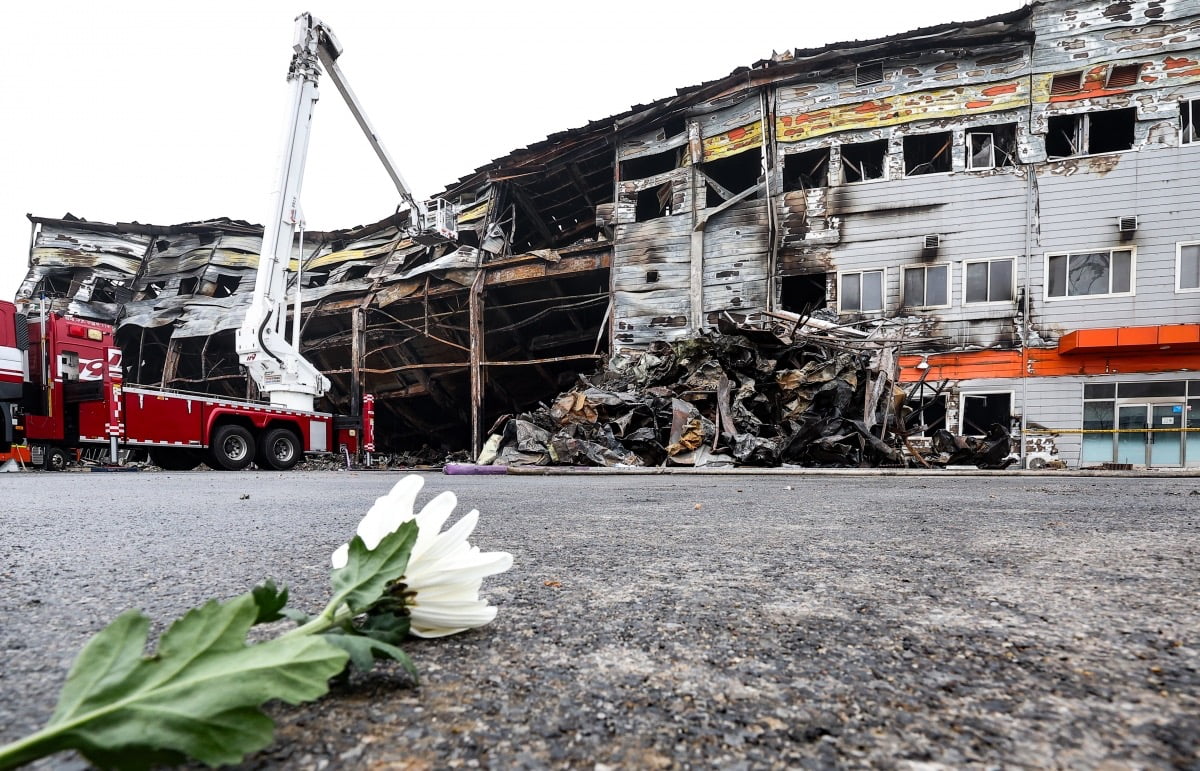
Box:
16;0;1200;467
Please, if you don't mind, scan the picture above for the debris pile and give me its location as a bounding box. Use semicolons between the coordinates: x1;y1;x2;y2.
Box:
478;322;917;469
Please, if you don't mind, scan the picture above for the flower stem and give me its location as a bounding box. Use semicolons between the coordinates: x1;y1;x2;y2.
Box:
278;603;353;640
0;723;74;770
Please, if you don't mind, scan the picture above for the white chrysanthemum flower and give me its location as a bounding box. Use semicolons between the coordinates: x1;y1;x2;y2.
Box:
331;475;513;638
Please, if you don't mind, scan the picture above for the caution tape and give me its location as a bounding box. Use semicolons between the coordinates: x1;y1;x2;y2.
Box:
1022;427;1200;432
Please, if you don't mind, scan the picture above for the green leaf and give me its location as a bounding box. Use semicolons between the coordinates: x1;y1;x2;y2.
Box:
279;607;312;624
250;579;289;624
3;593;350;770
330;520;418;614
322;631;419;682
360;611;411;646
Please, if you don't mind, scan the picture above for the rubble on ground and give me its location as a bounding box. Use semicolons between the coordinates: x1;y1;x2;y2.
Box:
477;317;1007;469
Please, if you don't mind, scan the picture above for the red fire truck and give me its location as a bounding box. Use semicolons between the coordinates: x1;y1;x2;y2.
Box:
2;14;453;471
0;299;373;471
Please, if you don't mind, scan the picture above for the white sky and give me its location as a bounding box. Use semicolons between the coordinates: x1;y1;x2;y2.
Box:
2;0;1026;299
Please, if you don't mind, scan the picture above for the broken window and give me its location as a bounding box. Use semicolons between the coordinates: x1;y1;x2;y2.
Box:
178;277;198;296
700;150;762;207
1050;71;1083;96
856;61;884;87
635;183;673;221
621;148;680;181
1046;248;1134;298
841;139;887;183
783;147;830;191
961;392;1012;436
966;123;1018;170
213;274;240;297
903;132;952;176
964;257;1014;303
1046;107;1136;158
838;269;884;313
902;264;949;308
138;282;164;300
1178;243;1200;292
1182;99;1199;144
1106;63;1141;89
905;393;947;437
779;273;828;314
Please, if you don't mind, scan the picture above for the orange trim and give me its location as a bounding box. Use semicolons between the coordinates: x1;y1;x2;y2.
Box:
1059;324;1200;355
899;347;1200;383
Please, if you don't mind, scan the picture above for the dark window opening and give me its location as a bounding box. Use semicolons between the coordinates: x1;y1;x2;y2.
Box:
89;278;119;304
646;270;660;284
635;184;672;221
1050;71;1083;96
967;123;1018;169
155;239;171;253
178;277;198;296
1046;108;1136;158
856;61;884;87
342;265;372;282
1184;99;1199;144
34;275;71;297
842;139;887;183
905;393;947;437
903;132;952;176
138;282;164;300
621;148;680;180
197;232;218;246
306;272;330;288
779;273;828;314
962;392;1012;436
214;274;240;297
664;116;686;139
1106;63;1141;88
783;147;830;191
700;151;762;207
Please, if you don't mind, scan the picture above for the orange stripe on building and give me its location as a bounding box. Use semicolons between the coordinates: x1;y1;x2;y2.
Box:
898;324;1200;382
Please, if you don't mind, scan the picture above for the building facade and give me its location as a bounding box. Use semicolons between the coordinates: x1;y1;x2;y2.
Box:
17;0;1200;466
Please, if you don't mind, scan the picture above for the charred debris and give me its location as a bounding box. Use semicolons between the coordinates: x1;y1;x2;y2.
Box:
479;314;1012;469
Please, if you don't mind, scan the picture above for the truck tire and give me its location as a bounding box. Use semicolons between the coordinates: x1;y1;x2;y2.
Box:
150;447;202;471
257;428;301;471
43;446;68;472
208;425;256;471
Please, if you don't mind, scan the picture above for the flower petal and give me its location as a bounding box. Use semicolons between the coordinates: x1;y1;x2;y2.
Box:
410;491;458;560
331;543;349;569
357;475;424;549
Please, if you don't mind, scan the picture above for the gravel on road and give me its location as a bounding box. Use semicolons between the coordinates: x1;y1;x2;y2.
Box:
0;471;1197;769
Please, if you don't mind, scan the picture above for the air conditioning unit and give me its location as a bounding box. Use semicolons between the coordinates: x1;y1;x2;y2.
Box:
1117;215;1138;232
923;234;941;250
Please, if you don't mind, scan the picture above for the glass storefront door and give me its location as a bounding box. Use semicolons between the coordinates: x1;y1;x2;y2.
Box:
1115;403;1185;466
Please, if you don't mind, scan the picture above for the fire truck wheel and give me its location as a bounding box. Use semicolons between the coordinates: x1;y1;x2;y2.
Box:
43;447;68;472
150;448;202;471
258;428;301;471
208;424;256;471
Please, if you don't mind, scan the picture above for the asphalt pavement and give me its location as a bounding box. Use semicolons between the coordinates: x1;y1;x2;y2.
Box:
0;470;1197;769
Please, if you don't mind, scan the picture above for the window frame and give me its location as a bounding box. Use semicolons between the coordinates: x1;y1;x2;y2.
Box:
1046;107;1137;160
1181;98;1198;145
1177;241;1200;293
1043;247;1136;301
958;390;1015;437
962;256;1016;305
837;268;887;314
901;263;952;310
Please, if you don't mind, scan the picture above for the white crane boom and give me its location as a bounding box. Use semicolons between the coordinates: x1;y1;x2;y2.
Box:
236;12;454;411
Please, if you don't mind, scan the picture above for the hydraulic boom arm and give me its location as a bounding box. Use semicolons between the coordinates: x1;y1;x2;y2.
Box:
236;13;453;410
